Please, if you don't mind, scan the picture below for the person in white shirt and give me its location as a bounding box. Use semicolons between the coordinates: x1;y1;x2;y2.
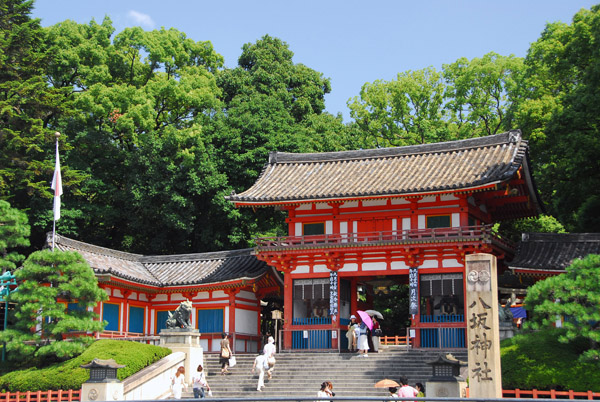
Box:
252;352;269;391
263;336;277;379
192;364;210;398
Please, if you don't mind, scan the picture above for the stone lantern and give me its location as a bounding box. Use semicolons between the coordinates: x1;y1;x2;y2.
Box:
425;353;467;399
80;359;125;401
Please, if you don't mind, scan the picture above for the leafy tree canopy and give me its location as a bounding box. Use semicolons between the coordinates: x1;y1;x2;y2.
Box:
524;253;600;361
0;200;30;273
0;249;108;366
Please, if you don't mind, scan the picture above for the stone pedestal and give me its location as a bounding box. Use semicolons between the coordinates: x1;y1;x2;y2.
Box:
426;380;468;400
81;382;123;402
499;321;515;340
159;329;203;386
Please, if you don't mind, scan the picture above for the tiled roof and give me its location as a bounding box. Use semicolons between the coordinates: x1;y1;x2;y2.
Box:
49;234;275;287
228;130;531;204
509;233;600;273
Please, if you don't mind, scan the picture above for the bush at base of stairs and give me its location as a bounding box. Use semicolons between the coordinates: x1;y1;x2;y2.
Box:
501;328;600;391
0;340;171;392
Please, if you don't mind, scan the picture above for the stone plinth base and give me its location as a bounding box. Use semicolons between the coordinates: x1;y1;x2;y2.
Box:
426;380;468;400
159;329;203;386
81;382;123;402
499;323;515;340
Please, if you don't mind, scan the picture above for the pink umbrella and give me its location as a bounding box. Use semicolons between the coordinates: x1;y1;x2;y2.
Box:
356;310;373;330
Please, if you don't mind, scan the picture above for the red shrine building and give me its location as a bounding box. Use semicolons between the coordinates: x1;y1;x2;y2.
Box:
227;130;544;350
50;234;283;353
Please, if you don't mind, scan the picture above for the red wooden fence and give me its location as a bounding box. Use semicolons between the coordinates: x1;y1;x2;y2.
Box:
0;390;80;402
503;389;600;400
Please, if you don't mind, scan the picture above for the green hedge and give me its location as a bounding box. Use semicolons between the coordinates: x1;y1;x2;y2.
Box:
501;328;600;391
0;340;171;392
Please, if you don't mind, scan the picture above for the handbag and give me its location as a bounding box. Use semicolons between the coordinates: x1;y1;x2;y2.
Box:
228;356;237;367
221;348;230;358
374;328;383;337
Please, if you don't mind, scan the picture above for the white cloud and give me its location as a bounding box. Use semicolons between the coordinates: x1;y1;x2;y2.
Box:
127;10;155;29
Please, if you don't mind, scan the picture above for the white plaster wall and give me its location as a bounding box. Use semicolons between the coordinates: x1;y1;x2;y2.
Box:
353;221;358;234
235;300;257;307
402;217;411;231
362;262;387;271
452;213;460;227
340;263;359;272
419;196;436;203
139;293;148;302
391;260;409;270
340;200;359;208
113;289;123;298
363;199;387;207
315;203;332;209
171;294;185;301
392;219;397;233
235;308;258;335
212;290;227;298
292;265;310;274
326;221;333;234
340;221;348;233
441;194;458;201
420;260;439;269
418;215;426;229
153;294;169;302
224;307;230;333
296;204;312;210
313;264;329;273
195;291;210;300
120;303;124;331
442;259;463;268
391;198;409;205
295;222;302;236
239;290;256;300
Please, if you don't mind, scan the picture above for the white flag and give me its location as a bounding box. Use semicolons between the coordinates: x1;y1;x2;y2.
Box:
51;141;62;221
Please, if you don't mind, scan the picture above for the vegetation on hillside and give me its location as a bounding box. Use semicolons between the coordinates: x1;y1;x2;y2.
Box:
0;340;171;392
501;328;600;391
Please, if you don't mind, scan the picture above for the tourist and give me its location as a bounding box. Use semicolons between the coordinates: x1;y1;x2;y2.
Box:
220;333;233;375
346;315;358;352
389;386;400;398
192;364;210;398
415;382;425;397
371;316;381;352
346;314;358;352
171;366;186;399
397;375;418;402
263;336;277;379
252;351;269;391
316;381;333;401
357;322;369;357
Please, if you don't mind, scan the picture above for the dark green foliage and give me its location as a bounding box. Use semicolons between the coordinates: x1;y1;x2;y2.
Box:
372;285;410;335
501;328;600;391
0;201;30;273
0;250;108;365
0;340;171;391
524;254;600;361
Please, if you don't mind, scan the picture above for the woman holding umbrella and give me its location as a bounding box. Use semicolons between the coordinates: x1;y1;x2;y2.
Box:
356;310;373;357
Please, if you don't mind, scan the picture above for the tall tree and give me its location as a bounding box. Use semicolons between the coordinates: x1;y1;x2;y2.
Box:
507;6;600;231
44;19;229;253
0;0;78;249
0;250;107;366
0;201;30;274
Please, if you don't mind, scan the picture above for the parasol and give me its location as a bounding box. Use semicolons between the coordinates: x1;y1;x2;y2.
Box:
365;309;384;319
356;310;373;330
374;379;400;388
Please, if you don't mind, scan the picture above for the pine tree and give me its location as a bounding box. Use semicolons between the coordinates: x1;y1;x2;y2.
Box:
0;249;107;366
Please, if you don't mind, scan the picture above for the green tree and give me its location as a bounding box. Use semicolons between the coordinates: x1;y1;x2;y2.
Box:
0;201;30;274
0;249;107;366
348;53;523;148
524;253;600;361
43;19;229;253
497;214;566;243
0;0;78;248
508;6;600;231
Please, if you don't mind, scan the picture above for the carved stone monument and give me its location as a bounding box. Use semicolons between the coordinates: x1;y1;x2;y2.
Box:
465;253;502;398
160;300;203;385
425;353;468;400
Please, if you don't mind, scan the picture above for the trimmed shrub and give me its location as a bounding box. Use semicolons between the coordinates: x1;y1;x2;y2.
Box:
501;328;600;391
0;340;171;391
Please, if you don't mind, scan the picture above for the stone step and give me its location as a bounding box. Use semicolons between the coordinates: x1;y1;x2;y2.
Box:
187;349;467;399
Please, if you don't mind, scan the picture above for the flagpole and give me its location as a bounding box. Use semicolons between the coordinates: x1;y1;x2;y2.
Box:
51;132;61;252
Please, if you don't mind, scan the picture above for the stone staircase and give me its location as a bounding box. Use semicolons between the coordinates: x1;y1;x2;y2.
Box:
181;347;467;399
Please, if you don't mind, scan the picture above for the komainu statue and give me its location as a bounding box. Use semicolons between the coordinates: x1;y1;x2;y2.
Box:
166;300;193;329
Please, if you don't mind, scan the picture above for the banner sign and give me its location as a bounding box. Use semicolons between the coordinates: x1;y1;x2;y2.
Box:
409;267;419;315
329;271;338;316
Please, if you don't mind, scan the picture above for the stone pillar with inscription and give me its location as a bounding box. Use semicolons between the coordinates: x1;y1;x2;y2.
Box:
465;253;502;398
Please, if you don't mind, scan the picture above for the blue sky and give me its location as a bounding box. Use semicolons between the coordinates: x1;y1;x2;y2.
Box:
32;0;597;122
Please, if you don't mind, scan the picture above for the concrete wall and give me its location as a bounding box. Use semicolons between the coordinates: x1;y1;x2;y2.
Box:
122;352;185;400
